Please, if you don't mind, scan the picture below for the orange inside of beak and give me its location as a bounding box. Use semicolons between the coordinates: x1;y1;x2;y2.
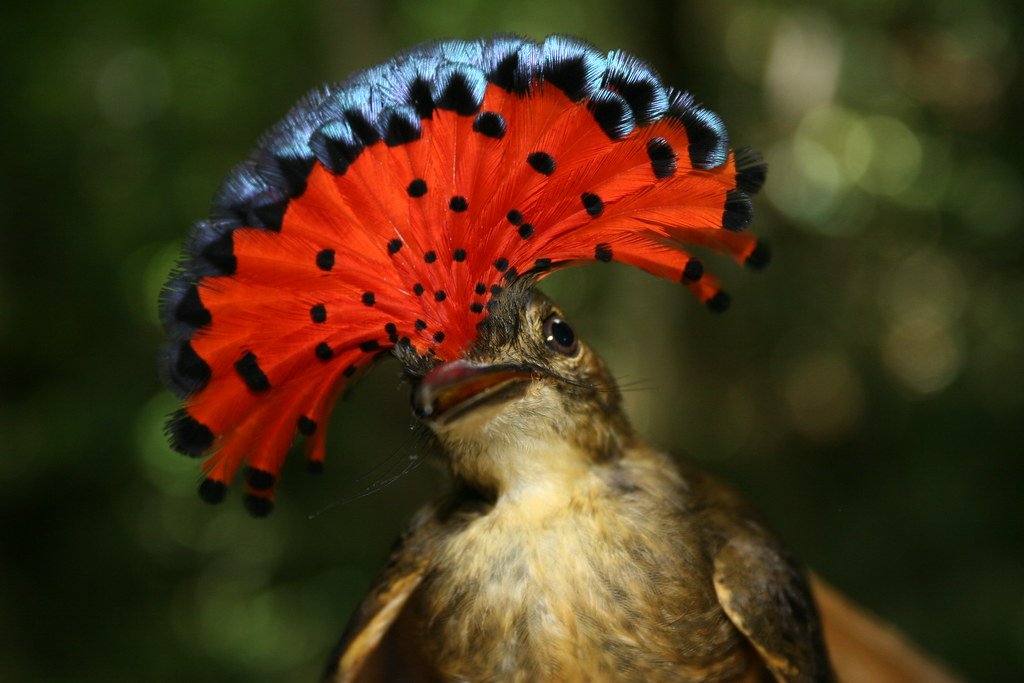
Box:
416;361;536;420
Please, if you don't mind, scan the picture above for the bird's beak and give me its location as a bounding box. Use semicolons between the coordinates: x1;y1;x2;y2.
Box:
413;359;537;424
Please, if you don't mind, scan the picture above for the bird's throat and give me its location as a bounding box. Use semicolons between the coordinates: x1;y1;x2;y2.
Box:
444;432;598;505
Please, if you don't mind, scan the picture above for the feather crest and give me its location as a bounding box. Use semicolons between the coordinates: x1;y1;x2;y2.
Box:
160;35;768;514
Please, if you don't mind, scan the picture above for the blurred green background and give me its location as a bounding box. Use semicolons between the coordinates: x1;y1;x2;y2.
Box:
2;0;1022;681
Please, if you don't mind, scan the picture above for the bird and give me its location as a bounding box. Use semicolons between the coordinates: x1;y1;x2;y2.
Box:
325;282;834;681
159;34;958;682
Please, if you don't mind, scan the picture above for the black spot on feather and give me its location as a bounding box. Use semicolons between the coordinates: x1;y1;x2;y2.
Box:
745;241;771;269
407;179;427;197
527;151;555;175
246;197;288;232
297;415;317;436
545;55;589;102
735;147;767;194
408;77;435;119
171;341;211;395
581;193;604;217
345;109;380;146
315;342;333;361
603;56;666;127
706;291;731;313
383;108;421;146
647;137;677;179
587;90;634;139
198;478;227;504
436;71;481;116
272;154;314;198
175;284;211;328
682;259;704;282
722;190;753;231
246;467;276;490
235;351;270;392
449;196;468;212
595;243;613;262
166;408;214;457
316;249;335;271
387;239;403;254
310;303;327;323
243;494;274;518
676;103;728;169
489;51;530;94
473;111;506;139
310;120;363;175
199;230;236;275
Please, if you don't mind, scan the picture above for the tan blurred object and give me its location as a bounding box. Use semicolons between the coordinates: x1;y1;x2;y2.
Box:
813;578;963;683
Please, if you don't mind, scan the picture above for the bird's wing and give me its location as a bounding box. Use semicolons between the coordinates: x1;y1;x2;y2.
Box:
713;534;837;683
321;503;447;683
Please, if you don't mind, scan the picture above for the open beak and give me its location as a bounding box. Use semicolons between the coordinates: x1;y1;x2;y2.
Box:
413;359;537;424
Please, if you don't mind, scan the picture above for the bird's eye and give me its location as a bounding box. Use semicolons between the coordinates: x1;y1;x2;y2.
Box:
542;313;579;356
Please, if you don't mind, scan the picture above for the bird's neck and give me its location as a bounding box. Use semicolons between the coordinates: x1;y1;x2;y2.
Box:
444;430;610;506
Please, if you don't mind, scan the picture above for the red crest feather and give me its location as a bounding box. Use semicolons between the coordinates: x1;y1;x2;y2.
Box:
160;35;768;515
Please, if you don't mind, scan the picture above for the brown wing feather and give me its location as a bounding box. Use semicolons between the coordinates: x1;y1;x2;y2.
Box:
713;535;837;683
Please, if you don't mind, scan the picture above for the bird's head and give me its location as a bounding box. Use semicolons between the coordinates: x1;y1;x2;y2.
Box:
403;283;635;497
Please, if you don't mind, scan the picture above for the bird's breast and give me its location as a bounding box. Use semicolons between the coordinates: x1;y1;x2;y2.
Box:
413;474;755;681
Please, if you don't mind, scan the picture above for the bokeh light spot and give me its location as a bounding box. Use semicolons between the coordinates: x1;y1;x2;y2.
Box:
856;116;922;196
765;11;842;120
782;350;865;442
725;3;780;82
879;249;969;326
882;313;962;395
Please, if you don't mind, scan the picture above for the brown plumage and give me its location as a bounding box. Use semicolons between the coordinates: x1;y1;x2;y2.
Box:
325;284;840;682
324;282;965;682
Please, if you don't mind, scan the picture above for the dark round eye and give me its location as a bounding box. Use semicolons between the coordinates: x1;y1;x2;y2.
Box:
543;313;579;356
